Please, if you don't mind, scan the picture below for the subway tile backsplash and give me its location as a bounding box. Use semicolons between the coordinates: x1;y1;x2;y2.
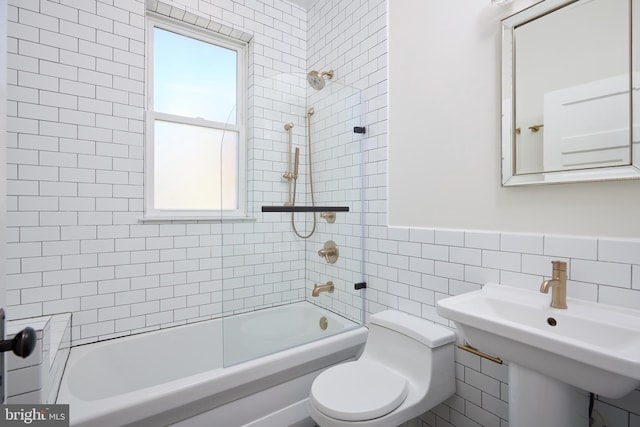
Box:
368;227;639;319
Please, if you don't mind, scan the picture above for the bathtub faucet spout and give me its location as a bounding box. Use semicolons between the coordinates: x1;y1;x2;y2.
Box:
312;281;335;297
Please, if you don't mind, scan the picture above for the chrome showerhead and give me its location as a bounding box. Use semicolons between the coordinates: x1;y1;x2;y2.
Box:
307;70;334;90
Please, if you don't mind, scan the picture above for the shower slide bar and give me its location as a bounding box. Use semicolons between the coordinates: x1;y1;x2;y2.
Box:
282;122;296;206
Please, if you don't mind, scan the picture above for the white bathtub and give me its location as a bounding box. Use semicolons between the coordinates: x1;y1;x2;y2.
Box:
57;302;366;427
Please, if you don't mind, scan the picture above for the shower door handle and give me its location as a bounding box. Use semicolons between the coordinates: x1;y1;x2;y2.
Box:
0;327;36;358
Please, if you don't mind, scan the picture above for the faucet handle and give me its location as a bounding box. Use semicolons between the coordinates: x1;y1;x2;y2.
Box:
318;240;339;264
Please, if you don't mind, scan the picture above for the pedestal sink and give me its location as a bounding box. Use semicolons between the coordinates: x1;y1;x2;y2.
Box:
436;283;640;427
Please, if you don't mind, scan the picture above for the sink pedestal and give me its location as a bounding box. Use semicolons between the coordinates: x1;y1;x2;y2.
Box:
509;364;589;427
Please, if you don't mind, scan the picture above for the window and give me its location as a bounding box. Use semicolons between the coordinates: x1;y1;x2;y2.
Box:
145;17;246;219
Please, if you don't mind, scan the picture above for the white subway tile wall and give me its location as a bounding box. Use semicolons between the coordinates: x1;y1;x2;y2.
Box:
5;0;640;425
7;0;312;344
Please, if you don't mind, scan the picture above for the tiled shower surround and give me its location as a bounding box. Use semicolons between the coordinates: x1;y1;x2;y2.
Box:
5;0;640;425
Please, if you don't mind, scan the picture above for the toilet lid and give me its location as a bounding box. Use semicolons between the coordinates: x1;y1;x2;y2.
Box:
310;360;408;421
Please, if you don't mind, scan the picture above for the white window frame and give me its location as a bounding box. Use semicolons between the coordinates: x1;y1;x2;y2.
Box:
144;15;247;220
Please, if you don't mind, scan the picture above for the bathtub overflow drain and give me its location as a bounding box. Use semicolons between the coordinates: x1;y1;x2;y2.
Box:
319;316;328;330
547;317;557;327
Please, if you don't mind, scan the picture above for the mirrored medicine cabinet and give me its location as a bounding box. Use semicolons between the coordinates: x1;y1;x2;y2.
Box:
501;0;640;186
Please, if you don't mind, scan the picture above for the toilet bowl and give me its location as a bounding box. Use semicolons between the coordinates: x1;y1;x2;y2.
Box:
308;310;456;427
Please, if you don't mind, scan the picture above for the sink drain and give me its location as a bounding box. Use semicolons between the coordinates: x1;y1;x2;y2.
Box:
547;317;557;326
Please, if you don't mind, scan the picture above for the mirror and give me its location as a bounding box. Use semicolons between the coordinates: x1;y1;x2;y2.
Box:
501;0;640;186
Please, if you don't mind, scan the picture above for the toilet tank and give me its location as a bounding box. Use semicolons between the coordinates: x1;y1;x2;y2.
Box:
363;311;456;382
369;311;455;348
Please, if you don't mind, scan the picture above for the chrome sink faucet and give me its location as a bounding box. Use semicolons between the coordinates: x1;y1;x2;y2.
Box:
540;261;568;309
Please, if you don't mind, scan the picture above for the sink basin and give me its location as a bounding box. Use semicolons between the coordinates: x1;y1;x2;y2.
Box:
436;283;640;398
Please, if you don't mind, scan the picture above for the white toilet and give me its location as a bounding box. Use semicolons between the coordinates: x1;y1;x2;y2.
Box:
308;310;456;427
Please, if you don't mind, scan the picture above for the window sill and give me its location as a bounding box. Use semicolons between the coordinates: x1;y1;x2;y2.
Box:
139;215;256;223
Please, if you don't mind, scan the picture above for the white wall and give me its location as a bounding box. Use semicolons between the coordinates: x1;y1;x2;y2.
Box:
388;0;640;238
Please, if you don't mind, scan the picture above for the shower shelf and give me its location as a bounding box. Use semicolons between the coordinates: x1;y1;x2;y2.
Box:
261;206;349;213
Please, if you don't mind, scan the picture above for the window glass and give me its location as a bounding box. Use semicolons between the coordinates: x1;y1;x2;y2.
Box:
153;27;237;124
146;17;246;219
153;120;238;210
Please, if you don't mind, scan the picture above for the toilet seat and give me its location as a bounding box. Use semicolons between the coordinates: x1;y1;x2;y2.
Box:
310;360;409;421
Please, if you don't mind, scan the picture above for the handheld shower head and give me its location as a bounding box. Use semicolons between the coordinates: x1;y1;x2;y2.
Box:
307;70;334;90
293;147;300;179
284;122;294;131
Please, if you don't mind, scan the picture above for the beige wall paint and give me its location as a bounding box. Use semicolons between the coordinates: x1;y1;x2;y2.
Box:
388;0;640;238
